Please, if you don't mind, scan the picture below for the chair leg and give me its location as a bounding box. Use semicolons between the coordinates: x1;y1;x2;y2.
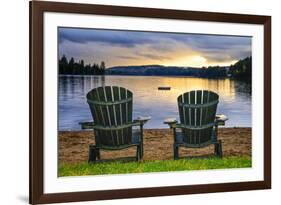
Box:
140;142;144;159
88;145;97;163
174;144;179;160
215;140;223;158
214;143;219;156
96;148;100;160
136;145;141;161
218;140;223;158
140;124;144;159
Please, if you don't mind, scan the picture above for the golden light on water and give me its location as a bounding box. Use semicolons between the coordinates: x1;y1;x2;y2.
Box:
80;76;237;106
158;77;235;99
78;74;236;103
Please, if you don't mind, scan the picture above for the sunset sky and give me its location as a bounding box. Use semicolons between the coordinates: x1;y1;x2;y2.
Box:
58;27;252;68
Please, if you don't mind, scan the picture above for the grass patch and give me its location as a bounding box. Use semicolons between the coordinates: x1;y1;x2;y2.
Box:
59;156;251;177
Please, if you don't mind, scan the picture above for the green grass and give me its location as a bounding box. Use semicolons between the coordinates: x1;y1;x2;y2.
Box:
58;156;251;177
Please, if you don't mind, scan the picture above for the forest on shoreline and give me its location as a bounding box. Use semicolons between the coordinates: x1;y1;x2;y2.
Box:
58;55;252;81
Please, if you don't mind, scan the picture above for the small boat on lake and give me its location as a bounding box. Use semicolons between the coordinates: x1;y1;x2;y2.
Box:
158;86;171;90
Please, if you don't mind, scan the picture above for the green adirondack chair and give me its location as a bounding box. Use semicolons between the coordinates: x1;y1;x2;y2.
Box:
81;86;150;162
164;90;227;159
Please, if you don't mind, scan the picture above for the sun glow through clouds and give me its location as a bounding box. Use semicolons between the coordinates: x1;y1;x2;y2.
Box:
59;28;252;68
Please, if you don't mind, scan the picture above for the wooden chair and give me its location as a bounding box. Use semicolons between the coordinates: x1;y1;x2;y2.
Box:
164;90;227;159
80;86;150;162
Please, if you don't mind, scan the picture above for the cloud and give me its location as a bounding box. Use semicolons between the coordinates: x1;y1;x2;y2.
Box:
117;53;172;62
199;45;251;62
59;28;158;47
116;55;139;60
135;52;173;61
59;27;252;67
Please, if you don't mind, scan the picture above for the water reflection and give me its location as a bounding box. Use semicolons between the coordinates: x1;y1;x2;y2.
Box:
59;75;252;130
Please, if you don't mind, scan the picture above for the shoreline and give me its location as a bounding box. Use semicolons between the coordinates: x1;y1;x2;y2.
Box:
59;74;230;79
59;127;252;132
59;127;251;164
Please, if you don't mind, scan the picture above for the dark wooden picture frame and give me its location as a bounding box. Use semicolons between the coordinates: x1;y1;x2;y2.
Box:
30;1;271;204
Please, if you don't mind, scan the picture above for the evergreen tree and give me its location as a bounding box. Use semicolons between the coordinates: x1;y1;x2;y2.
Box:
59;55;68;74
58;55;106;75
68;57;75;74
100;61;106;74
229;56;252;81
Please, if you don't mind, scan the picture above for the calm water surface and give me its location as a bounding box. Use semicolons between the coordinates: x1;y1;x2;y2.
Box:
58;75;251;130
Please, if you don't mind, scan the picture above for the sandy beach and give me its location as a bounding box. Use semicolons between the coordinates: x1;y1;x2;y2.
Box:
59;128;251;164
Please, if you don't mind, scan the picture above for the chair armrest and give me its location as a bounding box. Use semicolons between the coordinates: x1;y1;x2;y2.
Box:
163;118;178;128
79;121;95;129
133;116;151;125
80;120;149;130
215;114;228;126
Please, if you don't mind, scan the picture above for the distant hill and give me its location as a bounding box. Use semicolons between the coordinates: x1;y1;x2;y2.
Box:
58;54;251;80
105;65;228;78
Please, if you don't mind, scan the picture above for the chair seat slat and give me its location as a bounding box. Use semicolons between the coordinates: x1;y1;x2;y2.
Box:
178;99;218;108
87;97;132;106
176;122;215;130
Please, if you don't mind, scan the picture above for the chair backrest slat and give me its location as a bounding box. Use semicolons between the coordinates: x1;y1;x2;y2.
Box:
87;86;133;147
177;90;219;145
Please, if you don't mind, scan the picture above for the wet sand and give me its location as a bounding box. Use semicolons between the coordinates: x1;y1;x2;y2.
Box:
59;128;251;164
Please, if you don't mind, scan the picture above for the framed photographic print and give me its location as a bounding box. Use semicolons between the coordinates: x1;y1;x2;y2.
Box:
29;0;271;204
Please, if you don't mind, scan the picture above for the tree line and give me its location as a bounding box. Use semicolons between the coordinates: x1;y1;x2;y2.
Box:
105;57;251;79
228;56;252;81
107;65;227;78
58;55;251;81
199;66;227;78
59;55;105;75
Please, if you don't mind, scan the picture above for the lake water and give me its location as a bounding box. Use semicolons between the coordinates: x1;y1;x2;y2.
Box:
58;75;252;130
